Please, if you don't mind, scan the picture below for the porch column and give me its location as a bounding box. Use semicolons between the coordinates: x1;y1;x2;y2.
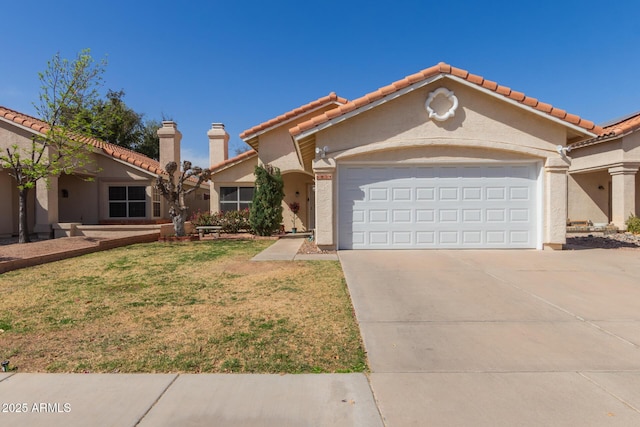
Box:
34;176;59;239
312;158;336;250
544;157;570;250
608;163;640;229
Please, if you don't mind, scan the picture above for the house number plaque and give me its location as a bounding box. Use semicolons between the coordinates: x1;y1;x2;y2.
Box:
316;174;332;180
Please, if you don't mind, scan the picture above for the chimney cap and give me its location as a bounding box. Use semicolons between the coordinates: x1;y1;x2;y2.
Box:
161;121;177;128
211;123;225;129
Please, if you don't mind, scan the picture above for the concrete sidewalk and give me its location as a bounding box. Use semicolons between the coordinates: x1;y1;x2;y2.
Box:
0;373;382;426
251;237;338;261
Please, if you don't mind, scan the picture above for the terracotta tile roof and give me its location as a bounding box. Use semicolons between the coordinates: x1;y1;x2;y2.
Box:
569;111;640;150
240;92;348;140
0;105;165;175
210;149;257;172
601;111;640;136
290;62;604;137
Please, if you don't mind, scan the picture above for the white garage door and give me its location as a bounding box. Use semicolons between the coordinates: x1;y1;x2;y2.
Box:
338;163;539;249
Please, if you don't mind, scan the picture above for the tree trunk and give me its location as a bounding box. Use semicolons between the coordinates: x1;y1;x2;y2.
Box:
172;209;188;237
18;187;30;244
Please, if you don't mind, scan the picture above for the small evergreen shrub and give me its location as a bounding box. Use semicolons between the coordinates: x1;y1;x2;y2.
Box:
250;165;284;236
626;214;640;234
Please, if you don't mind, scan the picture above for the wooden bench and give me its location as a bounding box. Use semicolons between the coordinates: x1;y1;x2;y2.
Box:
196;226;223;239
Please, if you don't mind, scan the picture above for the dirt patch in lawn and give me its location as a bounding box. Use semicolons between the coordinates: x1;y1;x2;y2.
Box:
0;239;365;374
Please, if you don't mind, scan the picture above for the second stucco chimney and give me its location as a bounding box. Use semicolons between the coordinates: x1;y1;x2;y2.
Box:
158;121;181;170
208;123;229;168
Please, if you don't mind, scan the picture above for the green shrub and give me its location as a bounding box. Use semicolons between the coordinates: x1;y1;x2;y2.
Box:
250;165;284;236
626;214;640;234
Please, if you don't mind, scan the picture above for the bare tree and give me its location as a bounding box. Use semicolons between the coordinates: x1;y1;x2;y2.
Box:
155;161;211;237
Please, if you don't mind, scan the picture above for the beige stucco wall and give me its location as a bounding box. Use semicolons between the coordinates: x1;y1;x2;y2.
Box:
569;141;625;173
255;104;343;172
58;174;99;223
0;120;33;151
0;171;14;236
311;79;574;249
568;132;640;228
315;81;569;157
210;157;257;212
282;172;314;232
568;171;610;225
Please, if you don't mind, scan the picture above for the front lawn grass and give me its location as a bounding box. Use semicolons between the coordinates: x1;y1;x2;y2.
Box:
0;240;366;374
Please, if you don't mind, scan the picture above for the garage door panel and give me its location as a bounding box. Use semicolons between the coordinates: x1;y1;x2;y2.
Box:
393;209;412;222
416;209;436;222
510;209;529;222
462;230;482;244
510;187;531;200
439;210;459;223
339;164;538;249
416;187;435;200
369;210;389;223
486;187;506;200
439;187;459;201
369;187;389;201
463;187;482;200
463;209;482;222
392;231;412;245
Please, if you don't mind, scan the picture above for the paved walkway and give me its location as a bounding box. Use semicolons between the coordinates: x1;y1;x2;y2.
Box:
251;237;338;261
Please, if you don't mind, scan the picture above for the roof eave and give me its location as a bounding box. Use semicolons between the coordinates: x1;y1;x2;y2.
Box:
241;100;346;144
0;115;46;138
211;151;258;175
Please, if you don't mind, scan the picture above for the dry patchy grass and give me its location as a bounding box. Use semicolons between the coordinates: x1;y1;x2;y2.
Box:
0;240;366;374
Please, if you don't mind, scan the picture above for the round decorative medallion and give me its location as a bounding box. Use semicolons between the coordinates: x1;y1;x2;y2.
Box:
425;88;459;122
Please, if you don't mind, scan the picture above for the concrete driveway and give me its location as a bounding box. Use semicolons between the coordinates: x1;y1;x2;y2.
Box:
339;249;640;426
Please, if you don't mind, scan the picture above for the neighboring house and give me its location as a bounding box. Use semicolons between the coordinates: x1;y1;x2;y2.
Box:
208;62;631;251
0;108;209;238
567;112;640;228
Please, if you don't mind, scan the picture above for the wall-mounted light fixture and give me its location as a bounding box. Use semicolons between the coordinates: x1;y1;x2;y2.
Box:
598;185;605;190
315;146;329;159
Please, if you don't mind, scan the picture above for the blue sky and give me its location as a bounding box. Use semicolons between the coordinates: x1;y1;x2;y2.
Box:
2;1;639;168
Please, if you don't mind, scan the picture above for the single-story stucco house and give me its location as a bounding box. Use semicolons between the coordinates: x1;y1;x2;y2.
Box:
0;108;209;238
207;62;639;250
3;62;639;249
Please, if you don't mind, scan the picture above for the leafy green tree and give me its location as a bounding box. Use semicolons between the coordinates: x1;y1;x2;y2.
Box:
136;119;161;160
0;49;105;243
66;89;161;160
156;161;212;237
250;164;285;236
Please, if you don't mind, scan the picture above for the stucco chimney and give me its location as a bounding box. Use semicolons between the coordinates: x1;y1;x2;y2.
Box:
158;121;181;170
208;123;229;168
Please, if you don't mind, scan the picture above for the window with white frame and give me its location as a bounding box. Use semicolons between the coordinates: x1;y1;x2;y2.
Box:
109;186;147;218
220;187;254;212
152;187;161;217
